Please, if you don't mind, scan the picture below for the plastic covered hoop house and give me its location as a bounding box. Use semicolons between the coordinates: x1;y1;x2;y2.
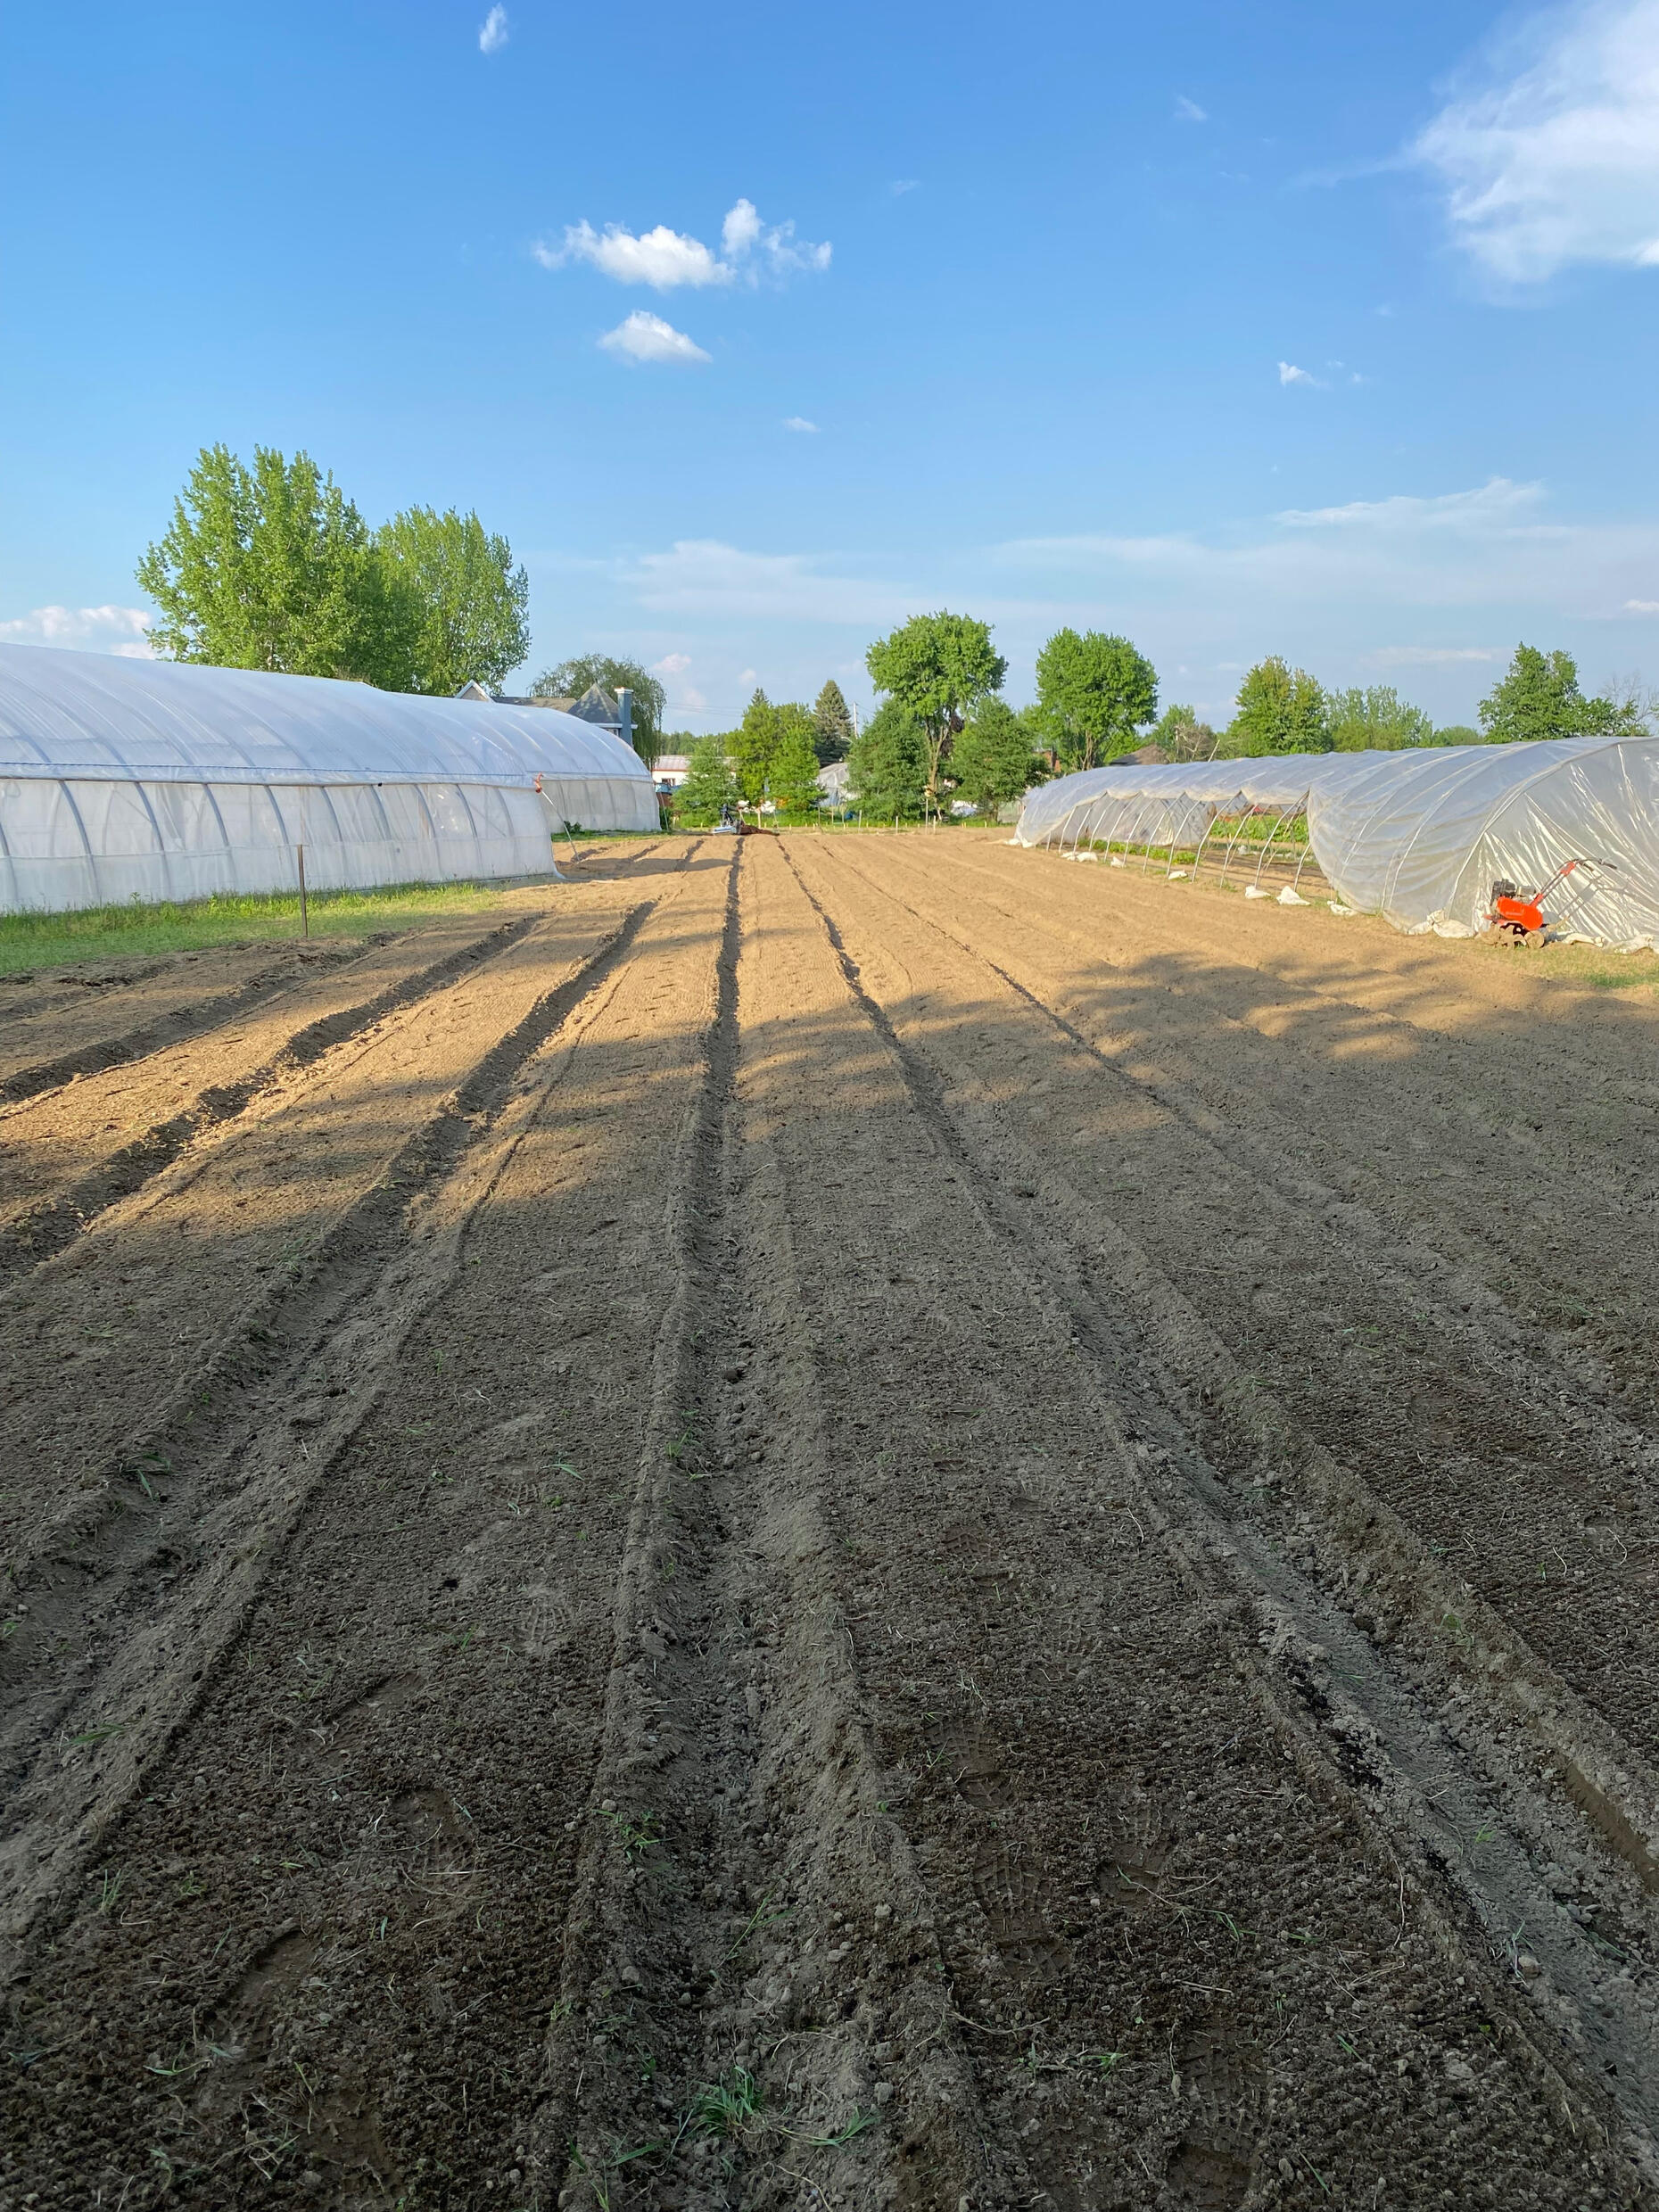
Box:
0;645;659;914
1013;737;1659;946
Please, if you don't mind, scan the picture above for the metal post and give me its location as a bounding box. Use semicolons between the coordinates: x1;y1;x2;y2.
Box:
1185;808;1221;882
1251;805;1298;890
297;844;309;938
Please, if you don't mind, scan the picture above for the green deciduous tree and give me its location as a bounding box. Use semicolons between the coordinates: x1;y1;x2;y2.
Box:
1222;657;1331;755
532;655;668;763
865;612;1006;801
847;698;929;820
375;506;529;696
137;445;539;700
1478;645;1631;743
1325;684;1435;751
136;444;414;685
949;697;1047;815
1148;703;1217;761
1433;724;1486;746
732;689;780;803
812;678;854;765
770;708;824;818
675;734;739;825
1034;629;1159;769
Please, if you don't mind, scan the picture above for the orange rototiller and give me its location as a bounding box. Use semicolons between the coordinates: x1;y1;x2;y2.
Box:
1480;857;1613;947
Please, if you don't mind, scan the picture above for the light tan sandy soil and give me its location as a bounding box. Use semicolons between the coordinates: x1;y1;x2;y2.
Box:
3;833;1657;2210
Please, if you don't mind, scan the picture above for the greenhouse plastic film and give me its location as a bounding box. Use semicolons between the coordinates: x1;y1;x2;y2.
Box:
1016;738;1659;947
0;646;658;913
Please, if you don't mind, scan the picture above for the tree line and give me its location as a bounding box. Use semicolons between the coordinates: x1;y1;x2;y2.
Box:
679;613;1656;828
136;450;1651;815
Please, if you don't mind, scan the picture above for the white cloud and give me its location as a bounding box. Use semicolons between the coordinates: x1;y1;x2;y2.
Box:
478;5;508;55
722;196;831;279
1174;94;1208;122
541;219;727;290
598;311;711;366
722;200;762;260
537;199;829;291
1365;645;1503;665
1413;0;1659;281
994;478;1659;626
890;178;920;195
1622;597;1659;612
650;651;706;713
783;417;820;433
0;604;155;655
1278;360;1321;387
625;541;907;625
1274;478;1543;532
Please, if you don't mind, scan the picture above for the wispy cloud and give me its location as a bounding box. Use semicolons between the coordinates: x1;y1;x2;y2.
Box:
0;604;155;656
1623;598;1659;613
624;541;908;625
651;651;707;713
1278;360;1321;387
537;199;830;290
890;178;921;195
783;417;820;433
1365;645;1503;665
478;5;508;56
1413;0;1659;282
598;312;711;366
1174;94;1208;122
993;478;1659;625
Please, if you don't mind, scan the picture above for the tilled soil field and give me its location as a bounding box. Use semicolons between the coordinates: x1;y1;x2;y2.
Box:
4;832;1659;2211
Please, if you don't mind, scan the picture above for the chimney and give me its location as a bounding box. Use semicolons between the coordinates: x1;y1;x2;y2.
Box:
616;687;633;754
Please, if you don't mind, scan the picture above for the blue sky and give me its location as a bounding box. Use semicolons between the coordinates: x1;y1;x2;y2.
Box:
4;0;1659;730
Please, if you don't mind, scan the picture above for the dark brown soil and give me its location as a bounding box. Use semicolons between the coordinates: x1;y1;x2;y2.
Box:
3;833;1656;2210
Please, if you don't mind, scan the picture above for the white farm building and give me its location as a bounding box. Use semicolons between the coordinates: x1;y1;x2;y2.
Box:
0;646;659;914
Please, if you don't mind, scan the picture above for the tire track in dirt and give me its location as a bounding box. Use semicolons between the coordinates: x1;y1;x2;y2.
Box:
0;942;370;1102
785;835;1659;2178
535;843;993;2212
0;889;676;1963
928;842;1659;1424
2;850;737;2209
0;911;574;1282
830;840;1659;1845
737;838;1642;2208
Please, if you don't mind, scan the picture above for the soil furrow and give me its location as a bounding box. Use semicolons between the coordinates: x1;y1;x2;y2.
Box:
0;911;564;1281
539;845;995;2211
0;899;647;1558
788;839;1659;2172
917;842;1659;1421
10;830;1659;2210
734;838;1639;2208
0;896;663;1968
0;941;374;1102
816;838;1659;1861
1;854;735;2208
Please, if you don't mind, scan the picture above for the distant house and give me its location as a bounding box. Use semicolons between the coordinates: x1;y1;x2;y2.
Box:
817;761;853;808
452;681;633;747
654;753;692;791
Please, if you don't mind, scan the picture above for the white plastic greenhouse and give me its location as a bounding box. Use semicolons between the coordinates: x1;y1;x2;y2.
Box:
0;645;659;914
1013;738;1659;947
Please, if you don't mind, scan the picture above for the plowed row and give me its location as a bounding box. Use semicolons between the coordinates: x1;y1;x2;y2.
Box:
4;834;1656;2210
